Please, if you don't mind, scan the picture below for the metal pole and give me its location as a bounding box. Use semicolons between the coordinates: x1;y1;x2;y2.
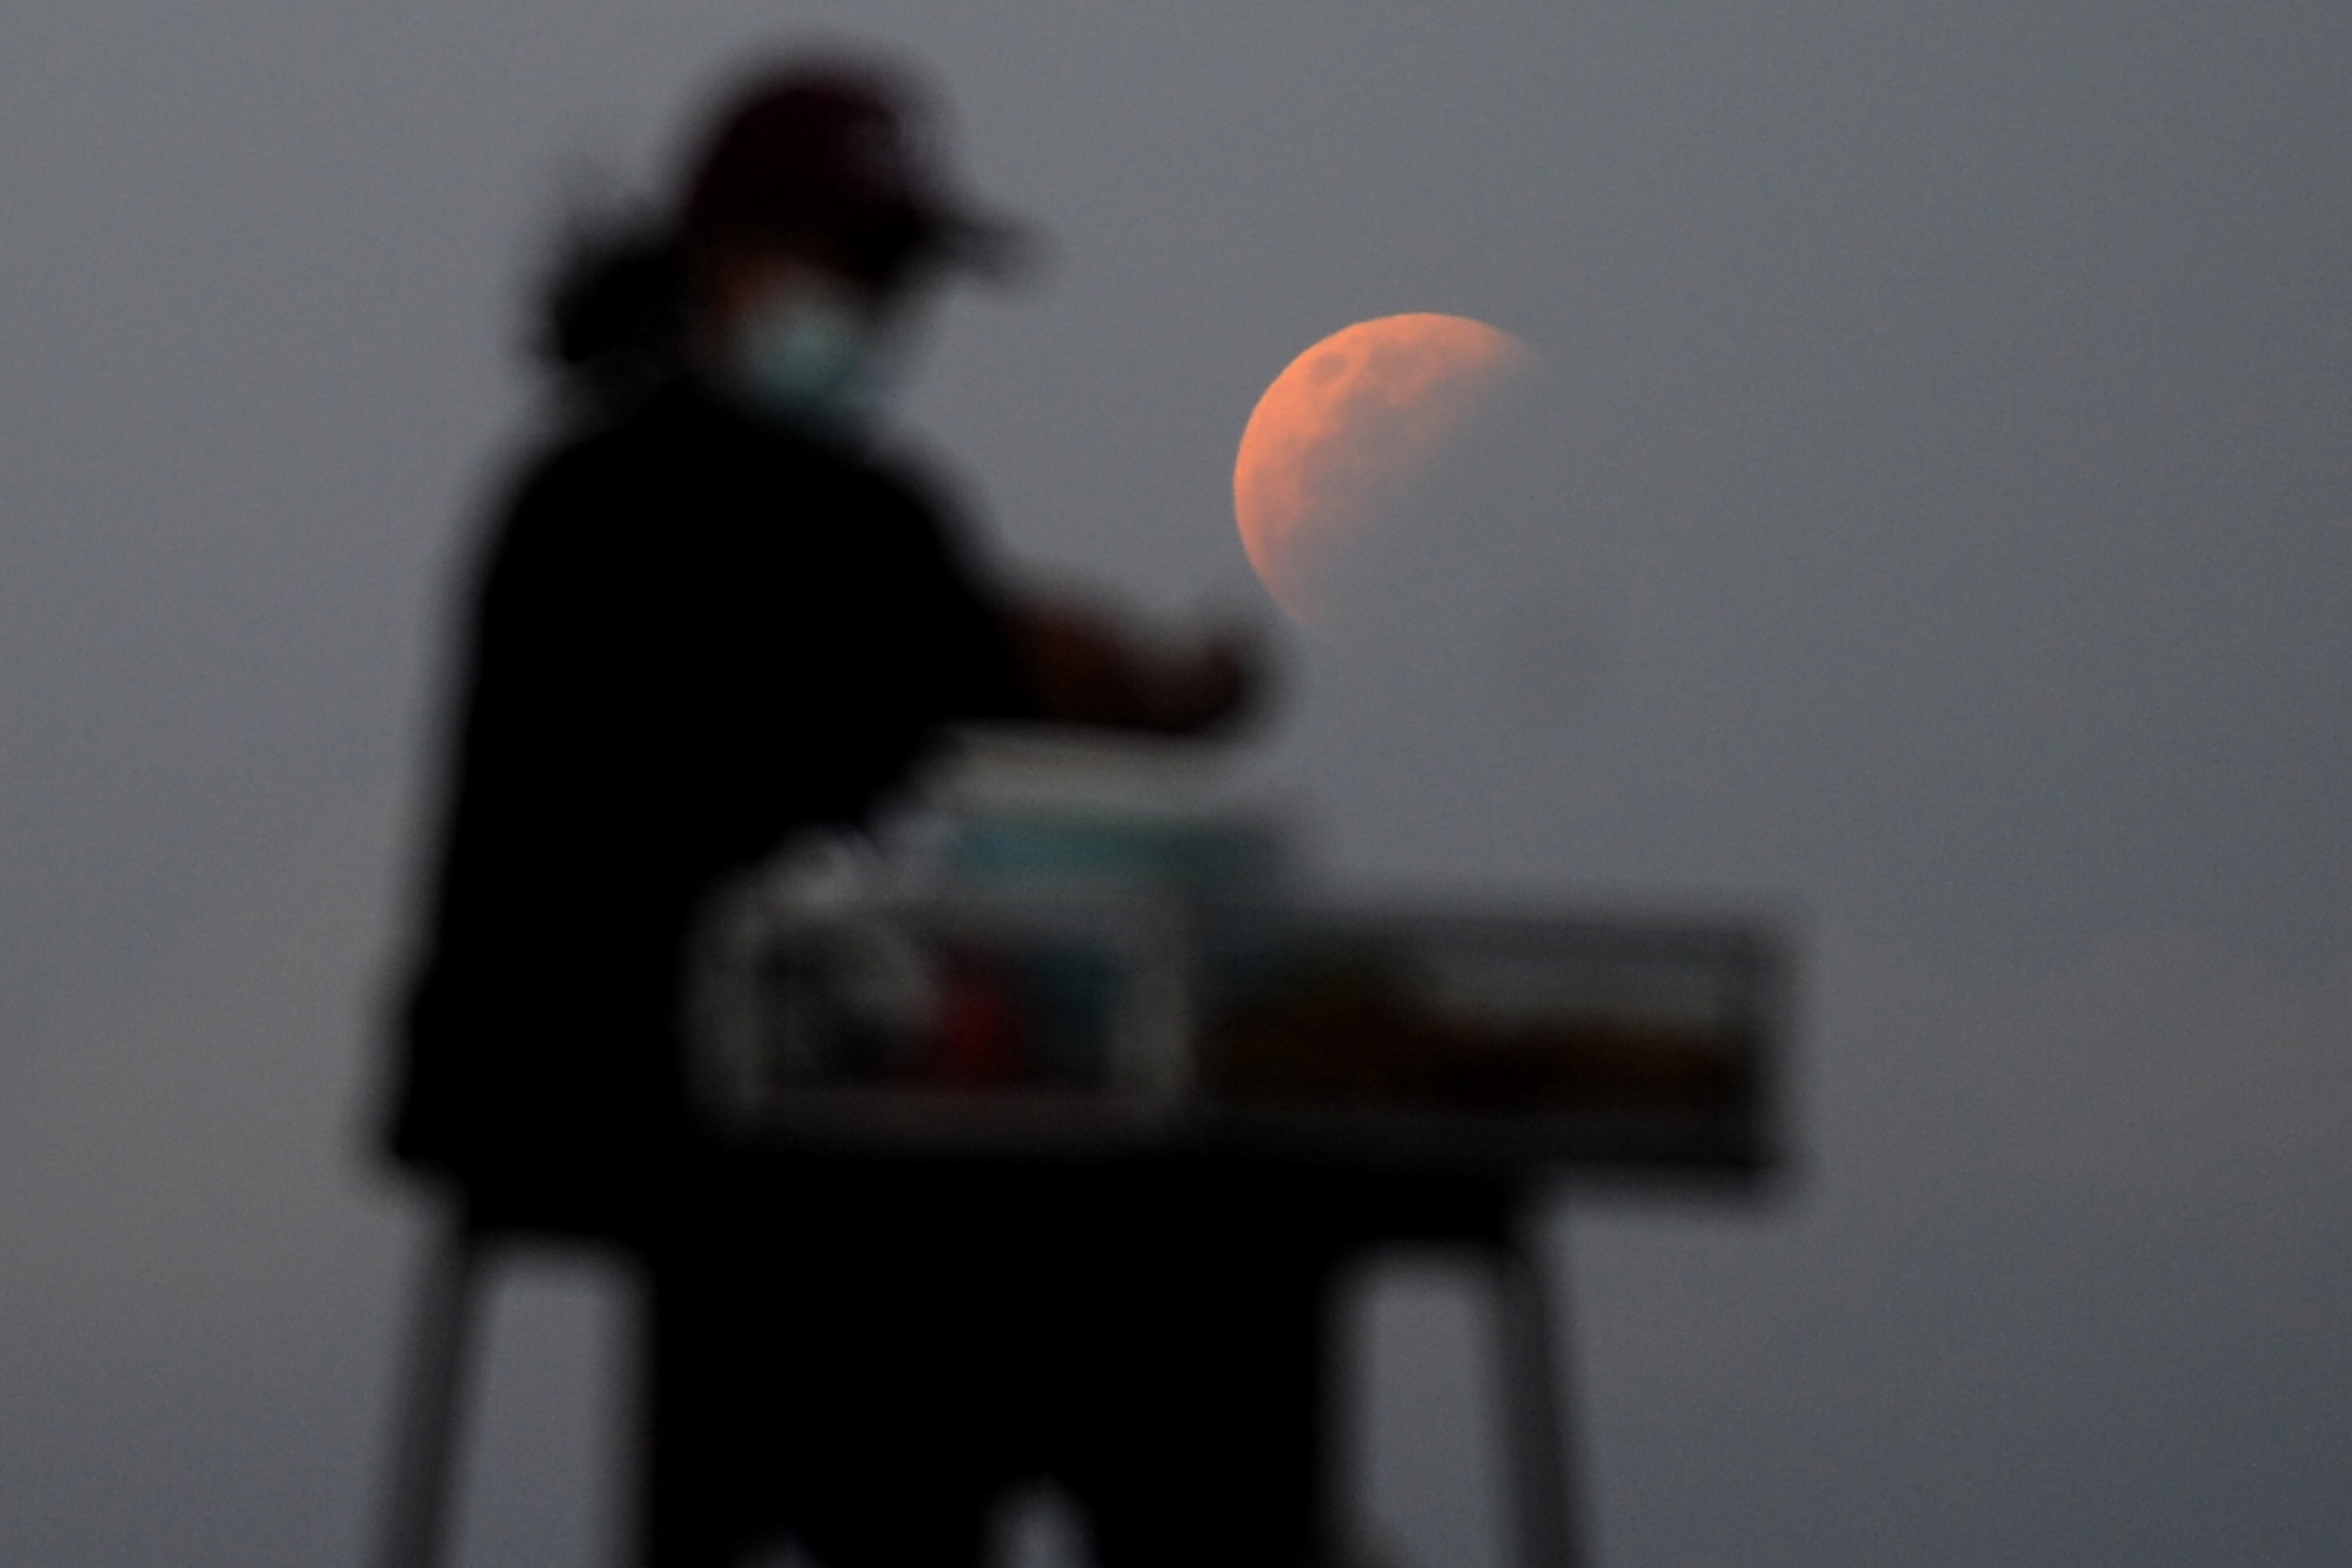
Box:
376;1216;483;1568
1492;1218;1582;1568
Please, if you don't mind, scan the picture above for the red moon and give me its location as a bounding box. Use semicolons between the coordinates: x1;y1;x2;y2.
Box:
1234;313;1534;625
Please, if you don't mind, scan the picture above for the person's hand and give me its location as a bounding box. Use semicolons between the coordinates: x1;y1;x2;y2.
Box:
1010;597;1272;737
1148;624;1264;735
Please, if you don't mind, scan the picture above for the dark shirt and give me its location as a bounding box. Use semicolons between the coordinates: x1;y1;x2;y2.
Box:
389;384;1028;1222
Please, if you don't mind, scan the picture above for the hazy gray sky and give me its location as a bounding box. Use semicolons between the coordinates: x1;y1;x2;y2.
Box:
4;3;2348;1564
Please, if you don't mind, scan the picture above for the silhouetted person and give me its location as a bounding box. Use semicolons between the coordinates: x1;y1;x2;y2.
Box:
396;58;1248;1234
383;55;1358;1568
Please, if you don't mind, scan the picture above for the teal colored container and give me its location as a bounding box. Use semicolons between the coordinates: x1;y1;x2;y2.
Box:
946;811;1287;905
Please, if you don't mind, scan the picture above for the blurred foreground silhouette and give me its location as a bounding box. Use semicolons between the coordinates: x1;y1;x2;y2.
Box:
385;55;1328;1568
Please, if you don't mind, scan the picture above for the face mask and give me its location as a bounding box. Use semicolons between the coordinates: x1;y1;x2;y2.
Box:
723;279;898;430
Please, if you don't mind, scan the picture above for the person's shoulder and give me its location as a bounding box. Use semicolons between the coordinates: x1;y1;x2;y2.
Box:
489;385;732;544
519;383;701;492
489;389;975;559
465;396;677;604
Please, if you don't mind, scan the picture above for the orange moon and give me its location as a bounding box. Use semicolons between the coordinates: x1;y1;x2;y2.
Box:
1234;313;1535;625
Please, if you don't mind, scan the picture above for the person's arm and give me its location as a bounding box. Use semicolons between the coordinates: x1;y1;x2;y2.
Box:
1006;595;1262;735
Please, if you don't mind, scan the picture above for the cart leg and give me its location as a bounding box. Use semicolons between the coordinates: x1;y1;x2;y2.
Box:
1492;1232;1581;1568
376;1218;483;1568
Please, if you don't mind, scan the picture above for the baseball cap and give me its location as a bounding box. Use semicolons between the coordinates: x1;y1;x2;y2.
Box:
678;57;1031;283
